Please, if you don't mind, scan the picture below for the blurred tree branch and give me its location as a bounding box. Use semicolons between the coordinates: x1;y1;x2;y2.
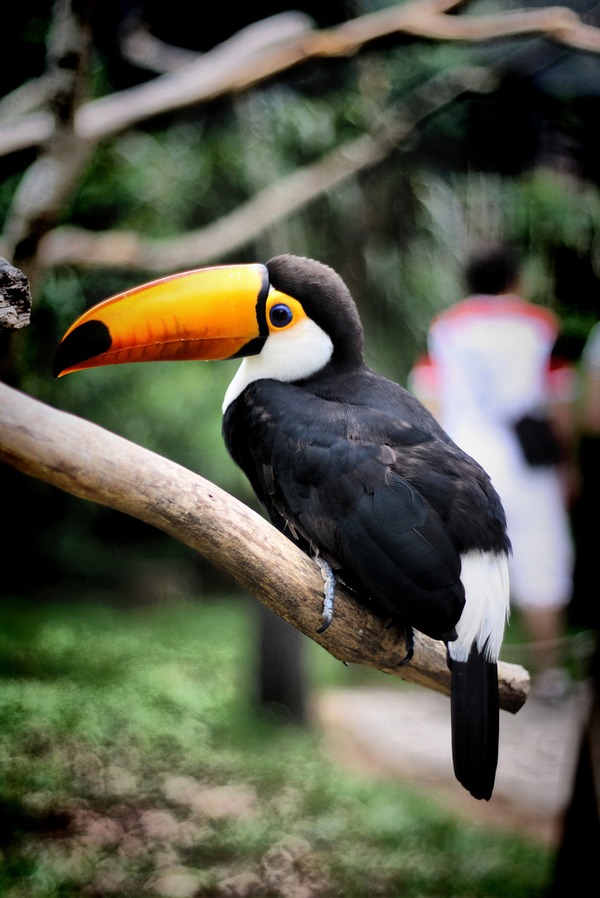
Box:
3;1;600;281
2;2;599;155
1;0;96;283
36;65;497;273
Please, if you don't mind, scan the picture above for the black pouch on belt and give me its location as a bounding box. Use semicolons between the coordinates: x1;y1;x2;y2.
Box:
512;414;562;466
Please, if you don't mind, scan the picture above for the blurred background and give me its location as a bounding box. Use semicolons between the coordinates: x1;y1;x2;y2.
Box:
2;2;600;896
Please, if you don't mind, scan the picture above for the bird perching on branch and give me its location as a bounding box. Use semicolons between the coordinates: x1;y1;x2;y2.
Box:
54;254;511;801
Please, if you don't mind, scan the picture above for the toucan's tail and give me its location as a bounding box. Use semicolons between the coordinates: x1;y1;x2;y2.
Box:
449;645;499;801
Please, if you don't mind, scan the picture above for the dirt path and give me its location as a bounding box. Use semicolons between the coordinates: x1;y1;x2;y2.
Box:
315;681;591;845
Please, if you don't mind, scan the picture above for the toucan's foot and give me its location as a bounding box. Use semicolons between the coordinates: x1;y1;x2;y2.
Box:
398;627;414;666
314;554;336;633
382;616;414;665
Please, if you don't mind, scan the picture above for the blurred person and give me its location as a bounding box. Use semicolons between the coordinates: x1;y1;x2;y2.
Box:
410;244;576;701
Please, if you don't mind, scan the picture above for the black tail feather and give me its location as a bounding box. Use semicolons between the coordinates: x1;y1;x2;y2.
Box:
449;645;499;801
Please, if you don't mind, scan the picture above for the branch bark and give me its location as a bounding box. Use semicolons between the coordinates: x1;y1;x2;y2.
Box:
0;258;31;330
0;380;528;713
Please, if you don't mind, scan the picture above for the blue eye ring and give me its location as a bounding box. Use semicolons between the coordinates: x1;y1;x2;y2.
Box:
269;303;293;328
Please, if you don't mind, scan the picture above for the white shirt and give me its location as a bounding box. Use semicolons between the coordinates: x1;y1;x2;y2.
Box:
410;293;574;609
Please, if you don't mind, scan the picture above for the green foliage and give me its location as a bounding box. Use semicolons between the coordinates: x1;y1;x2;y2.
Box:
514;169;600;255
0;597;551;897
69;120;252;236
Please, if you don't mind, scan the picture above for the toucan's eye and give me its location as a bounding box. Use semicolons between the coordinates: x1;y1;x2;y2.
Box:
269;303;293;328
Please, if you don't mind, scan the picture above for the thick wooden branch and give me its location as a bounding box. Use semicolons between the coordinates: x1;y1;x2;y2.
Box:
0;380;528;713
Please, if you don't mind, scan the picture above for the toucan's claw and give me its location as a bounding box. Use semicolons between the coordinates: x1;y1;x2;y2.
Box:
314;554;336;633
381;615;414;665
397;626;415;666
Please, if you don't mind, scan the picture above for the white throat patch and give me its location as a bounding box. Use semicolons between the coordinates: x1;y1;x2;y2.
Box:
222;318;333;411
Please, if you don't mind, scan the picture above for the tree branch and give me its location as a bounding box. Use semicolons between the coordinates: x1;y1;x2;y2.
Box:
36;64;496;273
1;0;96;281
0;380;528;713
3;3;599;276
2;3;600;159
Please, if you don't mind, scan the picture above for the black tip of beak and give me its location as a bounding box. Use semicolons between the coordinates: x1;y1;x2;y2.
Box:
53;319;112;378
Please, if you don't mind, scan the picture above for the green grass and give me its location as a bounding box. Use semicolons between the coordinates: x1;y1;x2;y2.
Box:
0;596;553;897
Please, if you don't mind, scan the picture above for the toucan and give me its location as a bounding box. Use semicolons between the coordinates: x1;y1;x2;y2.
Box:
54;254;510;800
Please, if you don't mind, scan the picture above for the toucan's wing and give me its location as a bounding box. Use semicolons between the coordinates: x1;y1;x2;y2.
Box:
224;379;465;641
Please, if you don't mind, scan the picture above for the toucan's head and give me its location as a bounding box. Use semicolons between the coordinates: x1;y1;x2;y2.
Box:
54;255;365;395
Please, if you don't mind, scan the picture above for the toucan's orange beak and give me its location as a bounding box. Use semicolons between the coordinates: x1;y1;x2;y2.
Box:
54;264;271;378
